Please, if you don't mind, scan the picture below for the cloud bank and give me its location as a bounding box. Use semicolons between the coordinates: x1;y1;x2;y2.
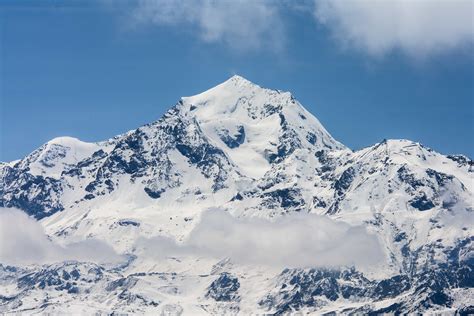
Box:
137;210;385;269
2;207;384;269
313;0;474;57
129;0;473;58
132;0;284;51
0;208;123;266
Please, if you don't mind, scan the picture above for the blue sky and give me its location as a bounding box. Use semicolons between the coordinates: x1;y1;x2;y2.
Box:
1;0;473;161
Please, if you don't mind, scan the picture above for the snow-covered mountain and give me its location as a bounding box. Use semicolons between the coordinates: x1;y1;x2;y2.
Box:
1;75;473;314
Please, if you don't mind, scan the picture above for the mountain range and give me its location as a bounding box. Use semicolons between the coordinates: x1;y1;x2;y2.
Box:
1;75;472;314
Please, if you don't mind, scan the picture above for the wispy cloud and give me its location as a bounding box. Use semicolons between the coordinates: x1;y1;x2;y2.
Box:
312;0;474;58
136;210;385;269
131;0;284;51
127;0;473;58
0;208;123;266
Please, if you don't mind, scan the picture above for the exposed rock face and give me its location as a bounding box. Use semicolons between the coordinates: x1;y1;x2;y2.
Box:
206;273;240;302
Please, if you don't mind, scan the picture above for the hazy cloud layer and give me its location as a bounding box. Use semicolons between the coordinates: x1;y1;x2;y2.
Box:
132;0;284;51
2;207;384;269
0;208;122;266
137;210;385;269
313;0;474;57
129;0;473;58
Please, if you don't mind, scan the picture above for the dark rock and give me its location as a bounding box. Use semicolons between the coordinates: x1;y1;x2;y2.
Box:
219;126;246;149
206;273;240;302
144;187;165;199
410;194;435;211
117;220;140;227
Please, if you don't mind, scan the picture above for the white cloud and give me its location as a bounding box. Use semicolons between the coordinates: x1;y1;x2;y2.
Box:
131;0;284;51
1;207;384;269
0;208;123;266
127;0;473;57
137;210;385;269
313;0;474;57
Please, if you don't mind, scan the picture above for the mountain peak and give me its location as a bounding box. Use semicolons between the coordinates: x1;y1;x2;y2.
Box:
46;136;92;147
222;75;264;89
226;74;255;85
182;74;263;105
175;76;345;178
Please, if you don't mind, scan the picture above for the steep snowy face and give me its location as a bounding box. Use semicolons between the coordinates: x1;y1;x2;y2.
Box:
329;139;473;216
315;139;473;274
179;75;345;178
